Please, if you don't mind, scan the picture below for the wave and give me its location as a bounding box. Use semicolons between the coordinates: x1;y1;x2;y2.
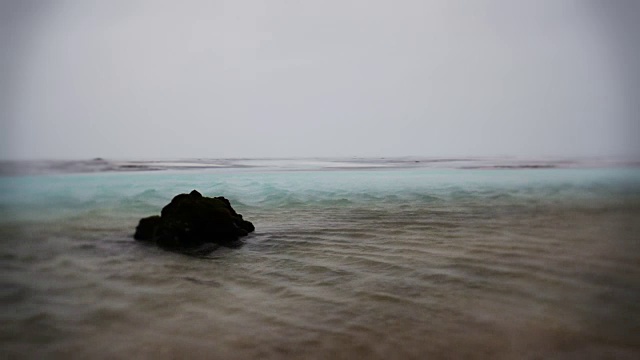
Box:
1;167;639;225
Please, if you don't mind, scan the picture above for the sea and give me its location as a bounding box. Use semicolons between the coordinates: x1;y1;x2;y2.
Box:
1;157;639;359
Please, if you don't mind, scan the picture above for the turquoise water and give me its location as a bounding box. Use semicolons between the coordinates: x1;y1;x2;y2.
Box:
2;167;637;221
1;163;639;358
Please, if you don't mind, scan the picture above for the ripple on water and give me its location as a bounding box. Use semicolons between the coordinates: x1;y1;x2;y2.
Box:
1;167;640;359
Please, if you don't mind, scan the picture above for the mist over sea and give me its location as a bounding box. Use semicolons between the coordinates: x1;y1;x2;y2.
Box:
1;158;639;359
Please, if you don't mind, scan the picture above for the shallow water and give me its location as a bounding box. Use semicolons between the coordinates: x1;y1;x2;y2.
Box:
1;160;639;359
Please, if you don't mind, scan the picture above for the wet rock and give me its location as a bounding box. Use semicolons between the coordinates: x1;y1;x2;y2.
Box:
133;215;161;241
134;190;254;249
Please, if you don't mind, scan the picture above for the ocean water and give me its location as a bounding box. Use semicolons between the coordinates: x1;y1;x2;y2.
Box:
1;158;639;359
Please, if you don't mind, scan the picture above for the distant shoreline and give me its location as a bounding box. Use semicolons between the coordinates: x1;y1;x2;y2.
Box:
0;157;638;177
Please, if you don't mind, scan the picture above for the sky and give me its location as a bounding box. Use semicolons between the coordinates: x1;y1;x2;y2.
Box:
1;0;639;160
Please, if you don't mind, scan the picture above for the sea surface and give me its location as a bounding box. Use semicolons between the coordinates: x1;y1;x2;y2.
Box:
1;158;639;359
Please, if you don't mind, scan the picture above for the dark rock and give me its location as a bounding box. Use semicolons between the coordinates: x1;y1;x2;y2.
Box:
134;215;161;241
133;190;255;250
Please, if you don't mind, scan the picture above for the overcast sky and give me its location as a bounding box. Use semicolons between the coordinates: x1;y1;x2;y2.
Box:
1;0;638;160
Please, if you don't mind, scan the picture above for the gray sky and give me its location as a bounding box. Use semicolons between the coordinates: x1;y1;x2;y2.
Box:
1;0;638;160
